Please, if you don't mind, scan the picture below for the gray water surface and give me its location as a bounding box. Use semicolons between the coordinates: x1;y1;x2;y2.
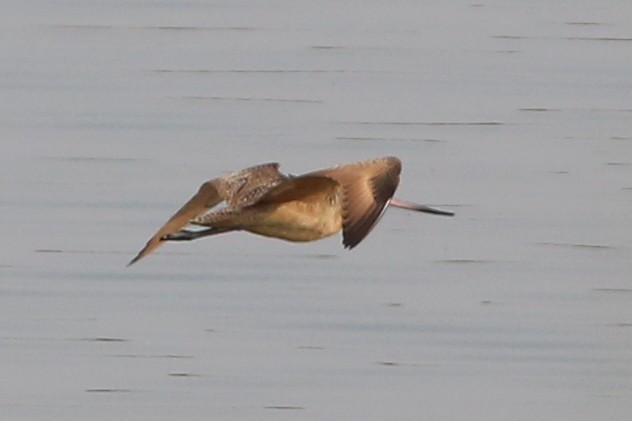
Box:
2;1;631;420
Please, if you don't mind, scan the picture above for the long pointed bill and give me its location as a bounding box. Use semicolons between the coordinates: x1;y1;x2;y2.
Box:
390;197;455;216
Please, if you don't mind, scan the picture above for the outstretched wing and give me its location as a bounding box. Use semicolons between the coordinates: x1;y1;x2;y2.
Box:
128;180;224;265
128;163;287;265
307;156;401;249
257;175;340;204
216;163;288;209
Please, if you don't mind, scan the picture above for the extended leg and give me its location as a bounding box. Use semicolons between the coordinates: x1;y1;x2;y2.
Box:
162;227;235;242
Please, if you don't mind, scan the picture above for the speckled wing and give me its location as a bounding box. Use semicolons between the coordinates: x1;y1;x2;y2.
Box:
128;163;287;265
307;156;402;249
215;163;288;209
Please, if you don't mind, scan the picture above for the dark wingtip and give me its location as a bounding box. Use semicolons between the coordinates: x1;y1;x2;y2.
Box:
342;240;357;250
127;254;141;267
127;250;146;267
126;237;163;267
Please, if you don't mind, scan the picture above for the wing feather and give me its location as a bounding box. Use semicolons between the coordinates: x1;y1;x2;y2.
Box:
258;175;339;204
128;180;223;265
217;163;288;208
129;157;403;264
129;163;287;265
307;156;401;248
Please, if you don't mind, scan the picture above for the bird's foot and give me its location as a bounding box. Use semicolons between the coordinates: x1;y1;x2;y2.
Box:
162;230;198;241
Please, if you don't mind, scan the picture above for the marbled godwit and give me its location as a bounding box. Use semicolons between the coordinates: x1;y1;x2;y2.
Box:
128;156;453;265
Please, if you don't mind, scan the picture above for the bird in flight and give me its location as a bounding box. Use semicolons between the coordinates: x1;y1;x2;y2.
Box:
128;156;453;265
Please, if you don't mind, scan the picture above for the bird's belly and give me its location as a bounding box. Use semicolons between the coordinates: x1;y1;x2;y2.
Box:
243;201;342;242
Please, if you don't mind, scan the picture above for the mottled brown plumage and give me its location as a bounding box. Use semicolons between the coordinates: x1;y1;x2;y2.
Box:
128;156;453;265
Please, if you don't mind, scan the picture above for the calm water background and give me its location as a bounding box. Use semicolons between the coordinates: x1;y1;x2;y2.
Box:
2;1;631;420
